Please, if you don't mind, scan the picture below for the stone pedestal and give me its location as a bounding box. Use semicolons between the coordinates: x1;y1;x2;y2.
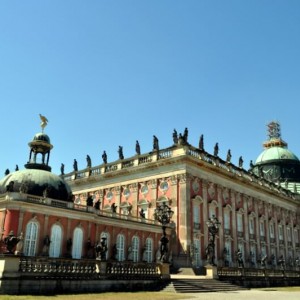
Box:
159;263;170;280
0;255;21;278
205;264;218;279
95;261;107;275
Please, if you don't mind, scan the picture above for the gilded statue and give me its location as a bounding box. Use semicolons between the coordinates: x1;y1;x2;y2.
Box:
39;114;48;132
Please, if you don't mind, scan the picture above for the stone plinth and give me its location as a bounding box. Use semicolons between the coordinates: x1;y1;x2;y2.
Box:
205;264;218;279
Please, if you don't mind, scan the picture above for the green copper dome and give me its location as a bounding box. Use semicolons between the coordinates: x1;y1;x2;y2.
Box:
255;146;299;164
0;169;72;201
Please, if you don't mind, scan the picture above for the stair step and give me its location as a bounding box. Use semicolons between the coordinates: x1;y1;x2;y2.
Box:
161;278;245;293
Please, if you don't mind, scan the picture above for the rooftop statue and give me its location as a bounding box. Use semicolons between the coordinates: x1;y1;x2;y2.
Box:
238;156;244;168
226;149;232;163
102;151;107;164
183;127;188;143
214;143;219;157
135;140;141;155
199;134;204;151
153;135;159;151
39;114;48;132
173;129;178;144
86;155;92;168
118;146;124;160
73;159;78;172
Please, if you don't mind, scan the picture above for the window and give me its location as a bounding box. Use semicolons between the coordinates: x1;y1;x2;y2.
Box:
224;210;230;230
49;224;62;258
249;218;254;235
287;227;292;242
72;227;83;259
279;225;283;240
224;240;232;263
144;238;153;263
24;221;38;256
269;223;275;238
237;214;243;232
193;239;201;267
132;236;139;262
193;205;200;229
116;234;125;261
260;221;265;236
294;229;299;244
209;207;216;219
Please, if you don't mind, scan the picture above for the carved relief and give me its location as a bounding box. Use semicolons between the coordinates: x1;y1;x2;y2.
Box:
247;197;253;211
148;179;157;189
222;188;230;203
178;174;187;184
170;175;178;186
129;183;138;192
192;179;200;194
207;182;215;199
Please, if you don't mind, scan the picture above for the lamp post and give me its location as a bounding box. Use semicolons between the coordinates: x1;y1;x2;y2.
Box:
154;202;174;262
205;215;221;266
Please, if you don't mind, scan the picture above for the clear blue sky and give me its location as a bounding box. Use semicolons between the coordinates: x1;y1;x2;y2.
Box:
1;1;300;175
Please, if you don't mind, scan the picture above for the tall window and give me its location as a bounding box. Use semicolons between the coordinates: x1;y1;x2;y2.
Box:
287;227;292;242
193;205;200;228
144;238;153;263
260;221;265;237
269;223;275;238
294;229;299;244
237;242;244;261
249;218;254;235
250;244;256;265
237;214;243;232
278;225;283;240
224;210;230;230
24;221;38;256
116;234;125;261
132;236;139;262
49;224;62;258
209;207;216;219
224;240;232;263
72;227;83;259
193;238;201;267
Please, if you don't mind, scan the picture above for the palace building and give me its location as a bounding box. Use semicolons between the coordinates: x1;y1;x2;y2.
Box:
0;120;299;271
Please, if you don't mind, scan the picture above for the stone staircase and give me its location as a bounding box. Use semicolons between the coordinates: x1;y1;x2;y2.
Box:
162;278;245;293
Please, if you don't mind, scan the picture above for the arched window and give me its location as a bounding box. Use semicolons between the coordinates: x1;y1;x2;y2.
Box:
223;210;230;230
116;234;125;261
224;239;232;264
237;213;243;233
144;237;153;263
24;221;39;256
49;224;62;258
72;227;83;259
132;236;139;262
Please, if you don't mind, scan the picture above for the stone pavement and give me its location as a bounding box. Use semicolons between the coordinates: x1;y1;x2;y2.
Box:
178;289;300;300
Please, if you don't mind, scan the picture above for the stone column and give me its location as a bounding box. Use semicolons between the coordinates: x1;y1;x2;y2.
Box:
202;181;209;251
178;173;191;254
217;185;224;264
231;192;237;252
254;199;261;255
244;197;250;255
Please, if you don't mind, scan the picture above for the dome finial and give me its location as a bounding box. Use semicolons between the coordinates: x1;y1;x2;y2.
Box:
39;114;48;133
263;121;287;149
